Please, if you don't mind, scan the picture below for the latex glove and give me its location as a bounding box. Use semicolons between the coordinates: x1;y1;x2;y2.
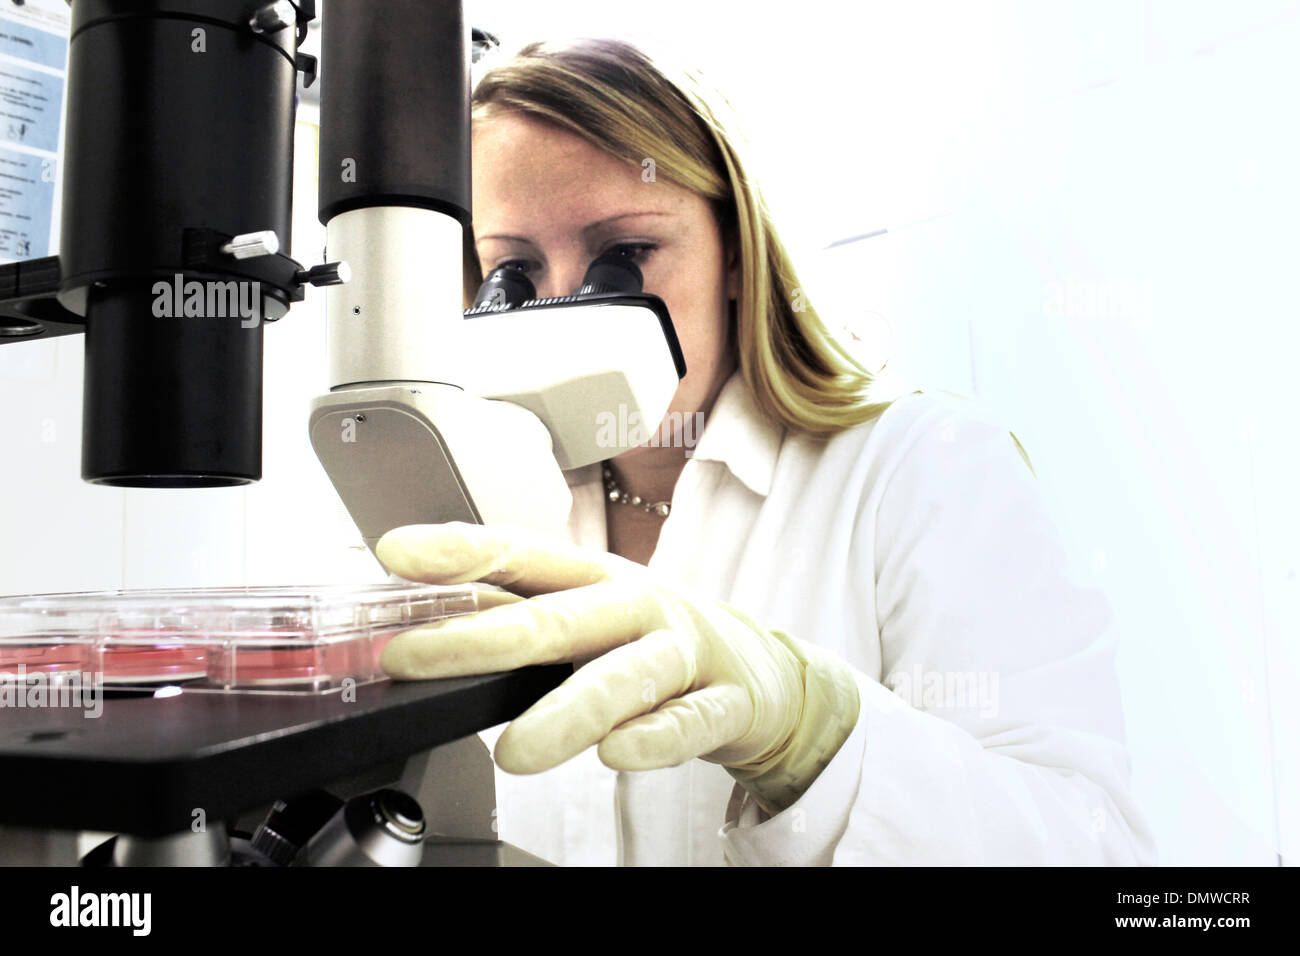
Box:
375;522;860;814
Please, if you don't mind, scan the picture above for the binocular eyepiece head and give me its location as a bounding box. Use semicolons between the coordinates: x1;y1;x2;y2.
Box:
471;249;644;311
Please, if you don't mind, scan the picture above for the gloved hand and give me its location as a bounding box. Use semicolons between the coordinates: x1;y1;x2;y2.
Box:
375;522;860;814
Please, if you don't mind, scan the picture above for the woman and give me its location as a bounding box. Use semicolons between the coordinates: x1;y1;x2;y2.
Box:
375;37;1157;866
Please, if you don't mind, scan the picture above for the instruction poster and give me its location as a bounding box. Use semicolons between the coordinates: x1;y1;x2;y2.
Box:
0;0;67;262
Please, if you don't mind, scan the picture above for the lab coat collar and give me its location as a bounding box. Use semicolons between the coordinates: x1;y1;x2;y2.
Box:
563;370;784;499
688;370;784;498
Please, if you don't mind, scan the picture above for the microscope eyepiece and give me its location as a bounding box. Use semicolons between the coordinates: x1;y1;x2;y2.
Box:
469;250;645;315
472;265;536;311
578;251;643;296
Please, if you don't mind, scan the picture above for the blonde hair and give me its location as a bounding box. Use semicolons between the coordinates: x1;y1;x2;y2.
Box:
468;37;897;436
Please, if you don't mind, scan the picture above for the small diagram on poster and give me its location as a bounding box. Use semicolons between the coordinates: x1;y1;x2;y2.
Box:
0;58;63;153
0;147;54;259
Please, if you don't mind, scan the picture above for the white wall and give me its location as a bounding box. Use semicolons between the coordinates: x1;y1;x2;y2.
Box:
757;1;1300;865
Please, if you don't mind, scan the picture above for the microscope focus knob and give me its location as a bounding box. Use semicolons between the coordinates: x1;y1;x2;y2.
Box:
296;260;351;287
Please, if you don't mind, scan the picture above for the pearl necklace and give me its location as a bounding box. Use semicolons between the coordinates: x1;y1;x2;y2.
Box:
602;461;672;518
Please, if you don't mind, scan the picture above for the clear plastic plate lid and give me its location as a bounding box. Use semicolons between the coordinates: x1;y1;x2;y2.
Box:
0;583;478;694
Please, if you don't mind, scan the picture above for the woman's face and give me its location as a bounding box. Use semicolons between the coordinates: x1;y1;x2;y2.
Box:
471;111;738;464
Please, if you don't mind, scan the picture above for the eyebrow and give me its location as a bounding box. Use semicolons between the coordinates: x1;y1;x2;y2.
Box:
476;211;671;245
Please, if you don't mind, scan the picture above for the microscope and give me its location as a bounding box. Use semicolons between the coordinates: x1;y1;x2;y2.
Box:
0;0;685;865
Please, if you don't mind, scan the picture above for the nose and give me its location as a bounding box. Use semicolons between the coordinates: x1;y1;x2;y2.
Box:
532;256;589;300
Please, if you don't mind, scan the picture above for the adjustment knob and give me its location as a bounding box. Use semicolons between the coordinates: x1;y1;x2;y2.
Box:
250;1;297;34
221;230;280;260
295;261;351;287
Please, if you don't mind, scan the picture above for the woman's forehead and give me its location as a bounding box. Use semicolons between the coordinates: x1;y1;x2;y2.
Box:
474;116;636;195
472;114;693;232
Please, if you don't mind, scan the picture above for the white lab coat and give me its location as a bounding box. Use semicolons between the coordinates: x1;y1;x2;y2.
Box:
479;369;1159;866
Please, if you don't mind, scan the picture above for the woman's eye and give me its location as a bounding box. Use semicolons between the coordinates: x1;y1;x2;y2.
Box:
603;242;656;264
494;258;535;273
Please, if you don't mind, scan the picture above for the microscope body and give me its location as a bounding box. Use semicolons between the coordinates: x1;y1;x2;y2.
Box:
309;9;684;553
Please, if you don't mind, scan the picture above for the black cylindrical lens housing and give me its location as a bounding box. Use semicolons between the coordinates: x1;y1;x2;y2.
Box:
317;0;470;226
82;286;263;486
61;0;303;485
